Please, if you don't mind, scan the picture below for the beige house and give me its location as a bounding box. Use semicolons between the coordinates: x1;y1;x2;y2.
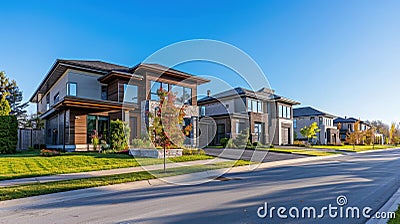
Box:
29;59;209;151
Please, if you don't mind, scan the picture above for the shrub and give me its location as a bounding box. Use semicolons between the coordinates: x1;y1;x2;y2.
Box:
220;138;229;148
40;149;61;157
226;139;236;148
233;129;249;148
131;138;153;148
0;115;18;154
253;142;262;147
183;148;205;155
110;119;130;151
293;140;306;147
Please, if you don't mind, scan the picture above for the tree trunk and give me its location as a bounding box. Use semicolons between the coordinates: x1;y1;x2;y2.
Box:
163;142;166;173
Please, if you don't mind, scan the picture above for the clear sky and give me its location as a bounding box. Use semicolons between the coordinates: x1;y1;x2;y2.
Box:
0;0;399;124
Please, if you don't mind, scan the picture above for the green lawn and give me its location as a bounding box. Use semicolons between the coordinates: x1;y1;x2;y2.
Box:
312;145;397;152
0;160;250;201
0;151;214;181
387;204;400;224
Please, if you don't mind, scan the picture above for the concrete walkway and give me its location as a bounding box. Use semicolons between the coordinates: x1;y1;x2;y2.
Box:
0;158;229;187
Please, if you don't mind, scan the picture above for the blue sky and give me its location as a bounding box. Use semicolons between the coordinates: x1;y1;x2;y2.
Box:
0;0;399;124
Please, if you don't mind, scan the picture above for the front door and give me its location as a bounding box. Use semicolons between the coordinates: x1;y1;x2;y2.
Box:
216;124;225;145
130;117;138;142
254;122;264;143
282;127;290;145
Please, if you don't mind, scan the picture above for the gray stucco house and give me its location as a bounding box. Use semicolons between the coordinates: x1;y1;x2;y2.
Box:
197;87;300;146
293;107;340;145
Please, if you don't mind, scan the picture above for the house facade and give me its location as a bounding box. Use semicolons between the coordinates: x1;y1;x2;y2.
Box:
332;116;387;145
29;59;209;151
293;107;340;145
197;87;300;146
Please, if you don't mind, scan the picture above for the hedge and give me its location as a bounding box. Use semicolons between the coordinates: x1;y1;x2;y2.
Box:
0;115;18;154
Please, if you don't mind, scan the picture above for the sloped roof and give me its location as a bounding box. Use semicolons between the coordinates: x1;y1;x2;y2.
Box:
30;59;210;102
334;117;359;124
293;106;336;118
58;59;129;72
198;87;300;105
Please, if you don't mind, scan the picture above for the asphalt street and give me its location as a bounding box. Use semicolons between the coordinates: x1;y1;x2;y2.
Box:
203;148;306;162
1;149;400;224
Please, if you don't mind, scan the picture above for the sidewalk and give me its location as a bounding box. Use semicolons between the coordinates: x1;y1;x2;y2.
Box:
0;158;229;187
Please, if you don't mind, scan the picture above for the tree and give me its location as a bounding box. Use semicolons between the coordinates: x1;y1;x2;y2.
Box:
0;94;11;116
300;122;320;144
0;71;28;125
148;88;191;172
364;127;376;148
110;119;130;151
345;120;365;149
367;120;389;139
24;113;45;129
389;122;400;145
233;128;249;148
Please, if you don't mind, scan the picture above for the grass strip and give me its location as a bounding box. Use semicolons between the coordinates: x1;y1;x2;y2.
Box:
0;160;250;201
0;152;214;181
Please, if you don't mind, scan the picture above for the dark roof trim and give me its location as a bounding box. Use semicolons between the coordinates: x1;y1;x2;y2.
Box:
133;63;210;85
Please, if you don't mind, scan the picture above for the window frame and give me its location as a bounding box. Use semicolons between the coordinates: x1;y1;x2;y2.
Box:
66;82;77;97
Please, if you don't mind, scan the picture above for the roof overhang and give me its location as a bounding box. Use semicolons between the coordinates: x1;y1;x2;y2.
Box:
40;96;136;119
98;70;144;83
30;61;108;103
133;64;211;85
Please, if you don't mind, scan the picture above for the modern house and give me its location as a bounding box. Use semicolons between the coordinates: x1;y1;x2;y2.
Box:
333;116;386;145
293;107;340;145
197;87;300;146
29;59;210;151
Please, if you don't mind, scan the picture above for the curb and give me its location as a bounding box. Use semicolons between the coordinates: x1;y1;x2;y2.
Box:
366;186;400;224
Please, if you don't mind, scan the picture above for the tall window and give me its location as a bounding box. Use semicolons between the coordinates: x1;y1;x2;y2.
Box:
150;81;168;101
170;85;192;105
46;94;50;110
200;106;206;116
123;84;138;103
53;92;60;104
247;99;263;113
66;82;77;96
279;104;291;119
294;119;297;129
101;85;108;100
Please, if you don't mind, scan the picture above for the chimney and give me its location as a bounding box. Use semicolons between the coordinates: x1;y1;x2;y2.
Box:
207;90;211;97
345;116;347;119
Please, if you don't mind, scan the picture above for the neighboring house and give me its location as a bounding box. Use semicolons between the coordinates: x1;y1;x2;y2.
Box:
293;107;340;145
333;117;383;144
29;59;210;151
197;87;300;146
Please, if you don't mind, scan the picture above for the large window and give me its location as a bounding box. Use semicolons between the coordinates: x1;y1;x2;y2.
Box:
279;105;291;119
170;85;192;105
150;81;168;101
67;82;77;96
87;115;109;143
123;84;138;103
247;99;263;113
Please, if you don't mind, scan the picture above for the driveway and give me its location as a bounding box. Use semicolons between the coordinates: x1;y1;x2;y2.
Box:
1;149;399;223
